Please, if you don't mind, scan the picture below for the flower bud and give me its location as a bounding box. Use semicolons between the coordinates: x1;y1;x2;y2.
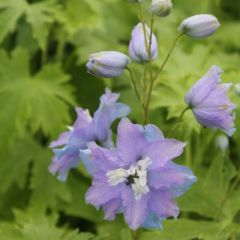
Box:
129;23;158;62
86;51;130;78
215;135;229;152
129;0;142;2
150;0;173;17
178;14;220;39
234;83;240;96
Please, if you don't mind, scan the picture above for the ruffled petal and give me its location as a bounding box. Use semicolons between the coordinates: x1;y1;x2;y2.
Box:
73;107;92;130
121;187;150;230
185;65;221;106
142;139;186;169
136;124;164;142
117;118;148;164
86;179;124;208
193;108;236;136
87;142;124;171
148;162;197;196
49;149;80;181
49;131;72;148
143;212;164;229
149;190;179;219
103;198;122;220
92;90;130;143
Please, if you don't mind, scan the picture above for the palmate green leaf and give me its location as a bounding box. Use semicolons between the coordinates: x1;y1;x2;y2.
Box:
63;0;98;36
70;0;136;64
0;0;28;42
25;0;64;50
58;172;102;223
0;136;38;193
179;151;236;220
139;219;231;240
0;208;95;240
0;0;62;49
0;48;75;152
0;135;71;211
29;143;71;212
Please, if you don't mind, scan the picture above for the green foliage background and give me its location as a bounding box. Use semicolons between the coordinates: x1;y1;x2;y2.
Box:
0;0;239;239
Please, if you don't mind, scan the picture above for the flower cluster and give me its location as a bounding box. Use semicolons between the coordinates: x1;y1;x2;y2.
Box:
49;0;236;232
49;89;130;181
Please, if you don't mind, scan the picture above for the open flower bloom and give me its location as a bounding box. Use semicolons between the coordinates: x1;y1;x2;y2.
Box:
49;89;130;181
85;118;196;230
185;66;236;136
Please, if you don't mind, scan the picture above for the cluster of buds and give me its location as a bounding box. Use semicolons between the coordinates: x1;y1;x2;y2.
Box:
86;2;220;78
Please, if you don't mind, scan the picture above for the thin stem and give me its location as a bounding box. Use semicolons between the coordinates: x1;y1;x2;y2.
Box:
228;170;240;196
168;106;191;137
56;35;66;62
126;67;142;105
153;33;184;82
143;14;155;124
130;229;138;240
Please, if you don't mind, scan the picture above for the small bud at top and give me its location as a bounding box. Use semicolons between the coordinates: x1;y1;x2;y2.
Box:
128;0;142;3
86;51;130;78
215;135;229;152
234;83;240;96
150;0;173;17
178;14;220;39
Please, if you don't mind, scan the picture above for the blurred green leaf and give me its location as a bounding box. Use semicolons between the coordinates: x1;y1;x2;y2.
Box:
0;0;28;42
139;219;231;240
0;48;75;151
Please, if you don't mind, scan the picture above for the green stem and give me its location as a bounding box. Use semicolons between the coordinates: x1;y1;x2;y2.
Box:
143;15;154;124
56;35;66;62
130;229;138;240
228;170;240;196
126;67;142;106
168;106;191;137
152;33;184;82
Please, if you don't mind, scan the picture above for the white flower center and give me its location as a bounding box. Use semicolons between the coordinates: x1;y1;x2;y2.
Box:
106;157;152;200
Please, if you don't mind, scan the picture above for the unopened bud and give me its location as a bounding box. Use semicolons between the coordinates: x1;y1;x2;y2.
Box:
215;135;229;152
234;83;240;96
86;51;130;78
179;14;220;39
129;23;158;62
150;0;173;17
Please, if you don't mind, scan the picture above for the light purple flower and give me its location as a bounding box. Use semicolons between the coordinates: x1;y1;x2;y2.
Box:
85;118;196;230
49;89;131;181
179;14;220;39
86;51;130;78
129;23;158;62
185;66;236;136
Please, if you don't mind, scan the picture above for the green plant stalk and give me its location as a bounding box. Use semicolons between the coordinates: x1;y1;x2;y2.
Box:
153;32;184;82
126;67;142;106
142;14;154;124
144;32;184;124
168;106;191;137
130;229;138;240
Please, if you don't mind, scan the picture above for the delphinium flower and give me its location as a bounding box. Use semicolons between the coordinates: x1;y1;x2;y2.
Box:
179;14;220;39
185;65;236;136
86;51;130;78
85;118;196;230
49;89;130;181
129;23;158;62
